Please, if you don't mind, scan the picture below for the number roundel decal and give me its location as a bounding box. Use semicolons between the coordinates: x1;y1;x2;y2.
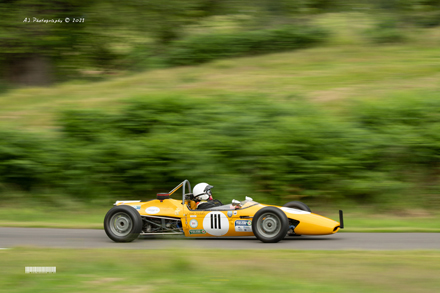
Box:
203;212;229;236
189;219;198;228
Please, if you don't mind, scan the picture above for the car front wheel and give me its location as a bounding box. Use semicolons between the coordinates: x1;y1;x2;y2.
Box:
252;207;289;243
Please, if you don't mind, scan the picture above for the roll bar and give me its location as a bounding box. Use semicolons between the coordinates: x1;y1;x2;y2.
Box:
168;179;192;205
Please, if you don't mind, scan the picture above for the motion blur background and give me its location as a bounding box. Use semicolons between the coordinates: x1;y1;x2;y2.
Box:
2;2;440;293
1;0;440;213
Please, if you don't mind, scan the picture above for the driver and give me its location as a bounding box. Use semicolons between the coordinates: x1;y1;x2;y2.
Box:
193;182;222;209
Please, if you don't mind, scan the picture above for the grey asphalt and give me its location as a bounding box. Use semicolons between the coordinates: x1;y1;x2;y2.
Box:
1;227;439;250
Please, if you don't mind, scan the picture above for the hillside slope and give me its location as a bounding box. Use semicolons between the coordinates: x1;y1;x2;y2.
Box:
1;13;440;132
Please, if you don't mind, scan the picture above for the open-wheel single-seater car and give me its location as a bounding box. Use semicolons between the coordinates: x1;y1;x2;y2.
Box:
104;180;344;243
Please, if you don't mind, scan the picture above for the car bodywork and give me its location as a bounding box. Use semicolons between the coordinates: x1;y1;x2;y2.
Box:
105;180;343;242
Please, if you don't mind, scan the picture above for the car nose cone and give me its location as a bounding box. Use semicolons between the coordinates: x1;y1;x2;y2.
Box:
290;213;340;235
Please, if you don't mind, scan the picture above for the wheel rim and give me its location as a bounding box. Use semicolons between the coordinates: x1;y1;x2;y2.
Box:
109;212;133;237
256;212;282;238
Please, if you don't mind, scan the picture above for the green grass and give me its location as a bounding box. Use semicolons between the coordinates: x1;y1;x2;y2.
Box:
0;248;439;293
337;212;440;232
0;195;107;229
0;205;106;229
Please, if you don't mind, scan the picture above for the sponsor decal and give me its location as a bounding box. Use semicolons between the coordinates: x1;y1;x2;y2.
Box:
235;226;252;232
203;212;229;236
145;206;160;214
190;215;197;218
235;220;252;232
189;229;206;235
233;211;237;216
280;207;311;215
227;211;232;217
189;219;198;228
235;220;252;225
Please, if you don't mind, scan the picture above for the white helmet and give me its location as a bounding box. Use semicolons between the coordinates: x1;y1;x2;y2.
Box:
193;183;213;201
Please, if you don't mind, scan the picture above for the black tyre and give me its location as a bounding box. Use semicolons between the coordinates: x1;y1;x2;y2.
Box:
104;205;143;242
252;207;289;243
283;201;311;212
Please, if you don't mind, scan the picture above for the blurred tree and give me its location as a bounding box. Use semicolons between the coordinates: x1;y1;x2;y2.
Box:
0;0;95;85
125;0;210;44
366;0;440;11
0;0;216;85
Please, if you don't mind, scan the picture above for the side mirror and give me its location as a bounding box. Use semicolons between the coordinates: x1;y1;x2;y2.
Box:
232;199;241;207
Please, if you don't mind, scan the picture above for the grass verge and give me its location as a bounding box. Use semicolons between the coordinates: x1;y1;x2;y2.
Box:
1;206;439;232
0;248;439;293
0;206;106;229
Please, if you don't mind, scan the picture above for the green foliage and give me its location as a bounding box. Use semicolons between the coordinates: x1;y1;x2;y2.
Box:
364;18;406;43
125;0;210;44
0;132;53;191
0;81;11;95
411;10;440;27
0;0;97;83
124;24;329;74
1;0;440;86
363;0;440;28
352;93;440;167
2;93;440;208
163;25;329;66
0;0;93;56
125;45;164;71
59;110;113;142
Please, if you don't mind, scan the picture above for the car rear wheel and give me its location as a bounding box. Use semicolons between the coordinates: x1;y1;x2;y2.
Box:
104;205;142;242
252;207;289;243
283;201;311;237
283;201;311;212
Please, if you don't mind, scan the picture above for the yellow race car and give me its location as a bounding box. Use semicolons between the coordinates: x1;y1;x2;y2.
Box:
104;180;344;243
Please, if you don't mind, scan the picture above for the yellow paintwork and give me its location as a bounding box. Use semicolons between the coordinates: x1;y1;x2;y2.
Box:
117;198;341;237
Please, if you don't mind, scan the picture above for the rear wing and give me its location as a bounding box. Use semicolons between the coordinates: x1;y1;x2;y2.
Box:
339;210;344;229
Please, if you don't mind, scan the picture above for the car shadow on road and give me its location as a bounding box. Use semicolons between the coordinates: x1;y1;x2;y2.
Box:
138;235;340;241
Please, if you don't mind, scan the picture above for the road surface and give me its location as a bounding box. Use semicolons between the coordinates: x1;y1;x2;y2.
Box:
1;228;439;250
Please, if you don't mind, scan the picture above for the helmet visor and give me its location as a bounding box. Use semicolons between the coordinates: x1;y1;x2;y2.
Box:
204;185;213;196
